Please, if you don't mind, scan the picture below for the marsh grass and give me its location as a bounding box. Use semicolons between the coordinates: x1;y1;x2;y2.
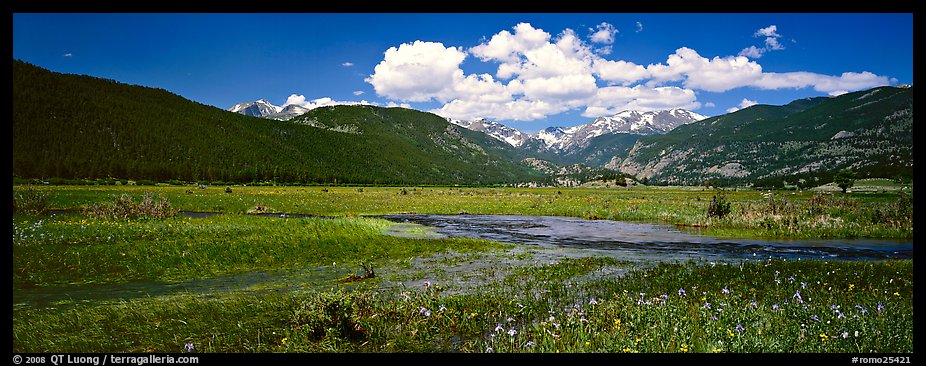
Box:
13;185;50;215
84;192;177;219
13;258;912;353
13;185;912;239
12;214;506;287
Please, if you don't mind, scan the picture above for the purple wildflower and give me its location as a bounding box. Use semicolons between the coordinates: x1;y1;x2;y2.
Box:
838;311;845;319
419;307;431;317
811;315;820;322
735;324;745;332
184;342;194;352
508;328;518;336
877;302;885;312
789;276;795;282
589;298;598;305
722;287;730;294
772;304;779;311
801;282;807;289
526;341;535;347
678;288;687;297
495;324;504;333
793;290;804;304
704;302;712;309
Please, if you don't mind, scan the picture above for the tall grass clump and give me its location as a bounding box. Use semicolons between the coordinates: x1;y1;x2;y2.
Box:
84;192;177;219
13;186;50;215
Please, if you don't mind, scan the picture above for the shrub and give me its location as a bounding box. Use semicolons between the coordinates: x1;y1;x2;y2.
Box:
13;186;50;215
706;191;732;219
84;192;177;219
225;186;233;194
290;291;368;341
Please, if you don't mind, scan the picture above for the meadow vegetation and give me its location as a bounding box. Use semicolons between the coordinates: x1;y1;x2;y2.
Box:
11;184;913;353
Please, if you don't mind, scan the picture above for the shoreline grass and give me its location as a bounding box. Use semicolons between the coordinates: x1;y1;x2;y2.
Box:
12;185;914;240
13;258;912;353
11;185;913;354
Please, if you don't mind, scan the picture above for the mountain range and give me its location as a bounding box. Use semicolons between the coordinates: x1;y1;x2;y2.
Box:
14;59;913;187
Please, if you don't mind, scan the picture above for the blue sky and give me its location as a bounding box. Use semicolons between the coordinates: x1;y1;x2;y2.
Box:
13;13;912;133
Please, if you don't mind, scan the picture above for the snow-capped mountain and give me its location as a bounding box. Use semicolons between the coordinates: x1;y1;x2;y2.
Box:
448;109;706;152
228;100;312;121
228;99;281;118
448;118;533;147
267;104;311;121
532;109;707;151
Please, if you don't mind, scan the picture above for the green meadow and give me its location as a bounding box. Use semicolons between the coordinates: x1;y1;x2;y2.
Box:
11;184;913;353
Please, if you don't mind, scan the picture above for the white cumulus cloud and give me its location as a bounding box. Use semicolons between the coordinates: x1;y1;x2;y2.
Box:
582;85;700;117
366;40;467;102
740;25;786;59
726;98;758;113
283;94;375;109
589;22;617;44
366;22;895;122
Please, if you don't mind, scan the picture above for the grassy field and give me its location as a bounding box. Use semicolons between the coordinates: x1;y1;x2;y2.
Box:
13;184;914;239
11;184;914;354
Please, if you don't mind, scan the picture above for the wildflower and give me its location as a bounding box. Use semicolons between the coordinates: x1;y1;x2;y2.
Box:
854;330;859;337
585;341;591;347
819;333;828;342
841;331;849;339
423;281;431;288
485;346;493;353
589;298;598;305
711;316;718;321
775;279;781;285
678;288;687;297
184;342;194;352
580;316;588;323
894;292;900;297
749;300;757;308
838;312;845;319
849;284;855;291
439;305;447;312
614;319;622;329
855;304;868;314
727;329;735;338
281;337;287;345
735;324;745;332
801;282;807;289
508;328;518;337
704;302;711;309
402;292;411;301
772;304;779;311
722;287;730;294
525;341;535;347
679;344;689;353
419;307;431;317
495;324;504;333
811;315;820;322
793;290;804;304
877;302;885;312
789;276;795;282
507;317;515;322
